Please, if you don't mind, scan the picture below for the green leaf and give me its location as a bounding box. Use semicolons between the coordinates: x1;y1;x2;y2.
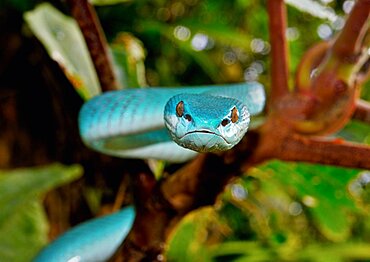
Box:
111;33;147;88
137;20;223;82
178;19;252;50
285;0;337;22
210;241;277;262
0;200;48;262
24;3;101;100
90;0;131;6
0;163;83;261
255;161;360;241
2;0;36;11
0;163;83;227
338;120;370;144
298;243;370;261
166;207;224;262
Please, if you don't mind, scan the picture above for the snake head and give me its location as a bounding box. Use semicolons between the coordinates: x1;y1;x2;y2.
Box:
164;94;250;152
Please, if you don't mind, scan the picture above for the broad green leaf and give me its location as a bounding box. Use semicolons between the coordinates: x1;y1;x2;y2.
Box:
0;200;48;262
166;207;225;262
254;161;360;241
298;243;370;261
90;0;131;5
24;3;101;100
0;163;83;226
285;0;337;22
209;241;275;261
0;163;82;261
211;241;370;262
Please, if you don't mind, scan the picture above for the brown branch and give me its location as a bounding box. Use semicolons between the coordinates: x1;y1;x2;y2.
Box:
353;99;370;124
288;0;370;135
276;135;370;169
227;118;370;171
117;154;240;261
294;41;330;91
332;0;370;60
267;0;290;105
357;54;370;85
66;0;118;91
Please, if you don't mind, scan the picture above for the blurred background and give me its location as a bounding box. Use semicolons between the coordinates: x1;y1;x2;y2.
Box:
0;0;370;261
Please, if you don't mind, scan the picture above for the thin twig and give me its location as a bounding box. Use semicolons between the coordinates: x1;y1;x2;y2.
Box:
267;0;290;105
353;99;370;124
66;0;118;91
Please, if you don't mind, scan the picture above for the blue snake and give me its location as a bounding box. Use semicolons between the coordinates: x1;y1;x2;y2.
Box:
34;82;265;261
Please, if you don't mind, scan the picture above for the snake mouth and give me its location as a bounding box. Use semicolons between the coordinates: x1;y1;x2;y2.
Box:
181;130;231;145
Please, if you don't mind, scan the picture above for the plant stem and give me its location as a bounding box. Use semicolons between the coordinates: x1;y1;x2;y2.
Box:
66;0;117;91
332;0;370;61
353;100;370;124
267;0;290;105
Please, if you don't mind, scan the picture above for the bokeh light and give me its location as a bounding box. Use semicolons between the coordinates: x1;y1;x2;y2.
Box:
173;25;191;41
317;23;332;39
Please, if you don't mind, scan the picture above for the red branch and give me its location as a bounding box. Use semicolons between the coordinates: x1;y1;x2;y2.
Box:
272;135;370;170
66;0;117;92
332;0;370;60
267;0;290;105
353;99;370;124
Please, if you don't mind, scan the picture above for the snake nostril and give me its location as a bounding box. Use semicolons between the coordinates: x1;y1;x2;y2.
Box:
221;119;229;126
184;114;192;122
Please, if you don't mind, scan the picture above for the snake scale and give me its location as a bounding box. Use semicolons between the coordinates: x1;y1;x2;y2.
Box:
34;82;265;261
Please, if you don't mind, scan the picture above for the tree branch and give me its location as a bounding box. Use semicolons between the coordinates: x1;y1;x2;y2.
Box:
66;0;118;92
271;134;370;170
267;0;290;105
353;99;370;124
332;0;370;61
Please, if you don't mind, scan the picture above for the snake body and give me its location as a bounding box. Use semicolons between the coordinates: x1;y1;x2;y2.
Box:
34;206;135;262
34;82;265;261
79;82;265;162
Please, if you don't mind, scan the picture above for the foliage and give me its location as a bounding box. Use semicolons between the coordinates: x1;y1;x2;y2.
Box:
167;161;370;261
1;0;369;261
0;164;83;261
24;3;101;100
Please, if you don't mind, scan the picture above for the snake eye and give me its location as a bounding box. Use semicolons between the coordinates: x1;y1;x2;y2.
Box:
231;107;239;123
221;119;230;126
176;101;184;117
184;114;192;122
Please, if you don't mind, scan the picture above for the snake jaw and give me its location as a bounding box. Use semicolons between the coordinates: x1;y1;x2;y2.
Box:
182;129;220;137
175;129;234;152
181;129;231;144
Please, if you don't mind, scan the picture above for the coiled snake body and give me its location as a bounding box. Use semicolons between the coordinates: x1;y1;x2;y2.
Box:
79;82;265;162
34;82;265;261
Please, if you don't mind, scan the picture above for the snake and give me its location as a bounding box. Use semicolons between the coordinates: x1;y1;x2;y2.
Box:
33;82;265;261
78;82;265;162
